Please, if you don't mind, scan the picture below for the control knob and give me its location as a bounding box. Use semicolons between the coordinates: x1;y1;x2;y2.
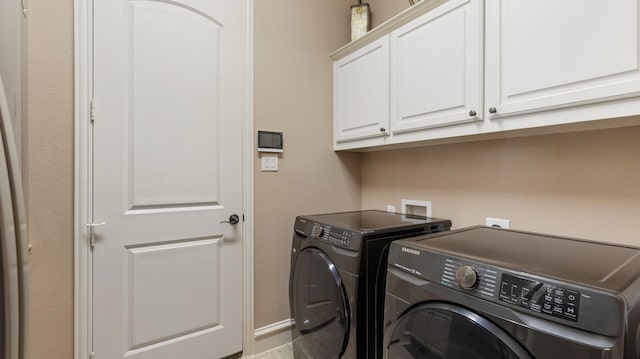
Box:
455;265;478;289
316;227;325;238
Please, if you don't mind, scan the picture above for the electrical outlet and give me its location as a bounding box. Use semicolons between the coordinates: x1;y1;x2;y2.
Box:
486;217;510;229
386;205;396;213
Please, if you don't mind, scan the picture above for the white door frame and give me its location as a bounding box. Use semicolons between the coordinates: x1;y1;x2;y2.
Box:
72;1;255;358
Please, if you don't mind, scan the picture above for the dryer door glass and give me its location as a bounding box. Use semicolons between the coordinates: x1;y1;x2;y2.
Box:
387;303;532;359
291;248;349;358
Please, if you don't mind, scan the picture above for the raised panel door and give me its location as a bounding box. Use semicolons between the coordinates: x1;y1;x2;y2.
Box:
334;36;390;144
390;0;483;133
485;0;640;119
92;1;244;358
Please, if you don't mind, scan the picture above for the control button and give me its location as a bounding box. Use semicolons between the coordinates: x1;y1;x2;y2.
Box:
565;305;576;315
530;303;541;313
566;290;580;304
544;294;553;302
455;265;478;289
553;297;564;305
552;305;564;316
554;288;565;297
546;286;553;294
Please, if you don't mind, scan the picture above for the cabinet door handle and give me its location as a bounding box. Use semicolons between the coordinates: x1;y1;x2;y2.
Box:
380;127;386;133
488;107;497;114
469;110;477;117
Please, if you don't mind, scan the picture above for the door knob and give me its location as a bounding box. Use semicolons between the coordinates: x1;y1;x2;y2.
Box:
221;214;240;225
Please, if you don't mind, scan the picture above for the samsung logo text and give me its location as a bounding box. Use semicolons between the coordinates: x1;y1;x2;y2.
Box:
402;247;420;256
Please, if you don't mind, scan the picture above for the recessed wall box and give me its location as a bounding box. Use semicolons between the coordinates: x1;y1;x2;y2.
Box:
258;130;283;153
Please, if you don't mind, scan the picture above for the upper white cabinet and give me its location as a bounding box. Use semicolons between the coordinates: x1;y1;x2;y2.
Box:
334;36;390;144
332;0;640;151
485;0;640;120
390;0;482;133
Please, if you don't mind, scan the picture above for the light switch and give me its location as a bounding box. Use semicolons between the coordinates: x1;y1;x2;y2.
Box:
261;155;278;172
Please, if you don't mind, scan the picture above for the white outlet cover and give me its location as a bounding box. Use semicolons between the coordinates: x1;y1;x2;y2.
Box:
486;217;510;229
386;205;396;213
401;199;432;218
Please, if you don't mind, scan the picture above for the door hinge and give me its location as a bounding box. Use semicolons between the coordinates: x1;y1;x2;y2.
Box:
88;352;95;359
90;99;96;123
86;222;106;248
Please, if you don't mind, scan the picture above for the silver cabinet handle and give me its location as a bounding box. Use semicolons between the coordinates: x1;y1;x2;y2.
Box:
86;222;106;228
469;110;477;117
21;0;27;17
488;107;497;114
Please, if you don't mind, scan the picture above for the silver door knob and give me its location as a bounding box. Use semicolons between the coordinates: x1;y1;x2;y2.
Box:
469;110;477;117
221;214;240;225
488;107;497;114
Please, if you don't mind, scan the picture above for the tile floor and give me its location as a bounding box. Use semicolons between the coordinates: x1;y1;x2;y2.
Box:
250;343;293;359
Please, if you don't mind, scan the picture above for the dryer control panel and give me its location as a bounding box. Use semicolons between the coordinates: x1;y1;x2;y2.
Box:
293;218;361;251
310;223;356;249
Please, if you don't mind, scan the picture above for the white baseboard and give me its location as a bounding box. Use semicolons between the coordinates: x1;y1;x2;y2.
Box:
251;318;294;355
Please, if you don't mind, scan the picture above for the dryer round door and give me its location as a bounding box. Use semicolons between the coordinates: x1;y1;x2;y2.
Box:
291;247;349;359
386;303;532;359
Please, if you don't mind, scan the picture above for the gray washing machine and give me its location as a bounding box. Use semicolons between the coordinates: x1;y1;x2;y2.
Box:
289;210;451;359
383;226;640;358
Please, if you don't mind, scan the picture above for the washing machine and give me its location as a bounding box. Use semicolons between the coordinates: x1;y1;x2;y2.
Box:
383;226;640;358
289;210;452;359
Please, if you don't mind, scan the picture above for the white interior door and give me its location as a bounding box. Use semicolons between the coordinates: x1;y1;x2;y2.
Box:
92;1;244;358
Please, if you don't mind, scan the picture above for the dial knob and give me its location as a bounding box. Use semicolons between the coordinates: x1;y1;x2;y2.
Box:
317;227;325;238
455;265;478;289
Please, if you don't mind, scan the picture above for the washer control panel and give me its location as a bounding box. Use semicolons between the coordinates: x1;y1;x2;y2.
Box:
499;273;580;322
441;259;498;301
388;240;625;336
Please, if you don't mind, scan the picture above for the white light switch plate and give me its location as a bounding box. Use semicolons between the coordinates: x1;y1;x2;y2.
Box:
261;155;278;172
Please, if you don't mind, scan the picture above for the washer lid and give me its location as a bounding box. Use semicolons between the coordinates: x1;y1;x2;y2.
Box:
406;226;640;292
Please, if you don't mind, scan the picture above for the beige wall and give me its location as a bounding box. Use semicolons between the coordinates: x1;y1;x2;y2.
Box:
253;0;361;328
367;0;411;27
25;0;75;358
362;126;640;246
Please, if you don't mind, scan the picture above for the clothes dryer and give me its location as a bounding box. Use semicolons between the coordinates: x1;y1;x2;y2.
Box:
289;210;451;359
384;226;640;358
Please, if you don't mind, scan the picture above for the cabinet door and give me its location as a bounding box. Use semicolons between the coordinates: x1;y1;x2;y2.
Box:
334;36;389;144
485;0;640;119
390;0;483;134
